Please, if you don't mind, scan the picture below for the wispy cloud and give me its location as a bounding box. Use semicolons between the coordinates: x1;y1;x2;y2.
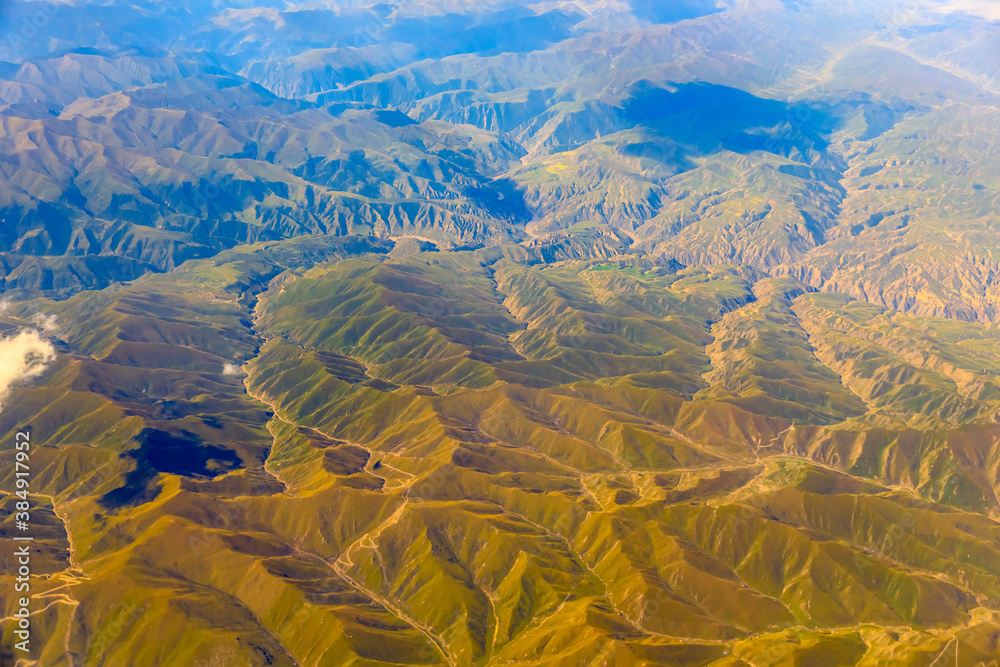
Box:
0;331;56;411
941;0;1000;20
31;313;59;333
222;363;242;376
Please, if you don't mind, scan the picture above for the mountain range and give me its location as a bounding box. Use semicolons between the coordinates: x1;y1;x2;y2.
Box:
1;0;1000;665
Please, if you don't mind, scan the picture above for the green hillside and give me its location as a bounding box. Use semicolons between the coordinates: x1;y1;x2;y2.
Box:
2;0;1000;664
3;244;1000;664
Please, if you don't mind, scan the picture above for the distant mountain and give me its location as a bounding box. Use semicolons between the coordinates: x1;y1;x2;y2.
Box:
0;0;998;319
3;1;1000;665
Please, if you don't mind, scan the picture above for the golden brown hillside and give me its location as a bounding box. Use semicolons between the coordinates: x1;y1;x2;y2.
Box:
3;245;1000;665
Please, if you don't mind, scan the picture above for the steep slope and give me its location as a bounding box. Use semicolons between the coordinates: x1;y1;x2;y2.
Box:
2;0;1000;664
4;246;1000;664
2;0;1000;322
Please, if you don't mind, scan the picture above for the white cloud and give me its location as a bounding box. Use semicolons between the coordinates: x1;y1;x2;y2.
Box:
222;363;242;376
0;331;56;411
31;313;59;333
941;0;1000;20
212;7;285;28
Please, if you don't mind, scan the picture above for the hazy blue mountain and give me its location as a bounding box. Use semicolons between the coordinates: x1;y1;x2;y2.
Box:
3;5;1000;663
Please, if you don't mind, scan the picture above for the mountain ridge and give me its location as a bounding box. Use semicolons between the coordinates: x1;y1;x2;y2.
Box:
3;1;1000;665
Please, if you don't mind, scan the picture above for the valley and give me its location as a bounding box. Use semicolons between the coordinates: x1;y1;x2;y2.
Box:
1;0;1000;664
4;242;1000;663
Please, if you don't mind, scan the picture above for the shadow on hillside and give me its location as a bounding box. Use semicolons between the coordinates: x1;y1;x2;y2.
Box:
386;8;585;58
629;0;723;24
99;428;242;508
619;81;839;166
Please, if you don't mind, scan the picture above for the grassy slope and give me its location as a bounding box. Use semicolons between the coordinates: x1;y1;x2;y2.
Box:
4;246;1000;665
